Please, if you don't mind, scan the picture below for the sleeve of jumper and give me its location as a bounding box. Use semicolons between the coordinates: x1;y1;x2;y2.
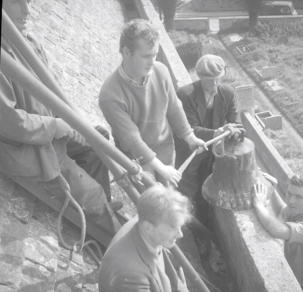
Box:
178;88;214;141
0;74;57;145
112;272;151;292
99;95;156;164
164;70;193;140
285;221;303;244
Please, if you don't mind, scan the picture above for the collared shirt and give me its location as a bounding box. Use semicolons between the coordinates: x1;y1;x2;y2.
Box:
139;226;163;259
137;225;168;275
118;64;150;87
100;61;193;166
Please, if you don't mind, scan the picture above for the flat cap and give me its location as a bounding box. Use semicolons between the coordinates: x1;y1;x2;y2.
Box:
195;54;225;78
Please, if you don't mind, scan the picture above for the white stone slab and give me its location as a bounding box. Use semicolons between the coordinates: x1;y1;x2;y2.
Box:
264;79;284;91
208;18;220;34
228;33;243;43
235;84;255;115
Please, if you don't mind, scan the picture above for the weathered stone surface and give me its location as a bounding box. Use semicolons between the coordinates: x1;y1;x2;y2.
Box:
27;0;125;128
214;207;302;292
0;185;58;291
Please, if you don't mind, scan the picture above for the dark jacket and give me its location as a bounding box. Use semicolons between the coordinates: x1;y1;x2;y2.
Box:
175;81;239;199
99;219;181;292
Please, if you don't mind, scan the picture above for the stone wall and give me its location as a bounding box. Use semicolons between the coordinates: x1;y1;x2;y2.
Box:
174;15;303;33
27;0;125;127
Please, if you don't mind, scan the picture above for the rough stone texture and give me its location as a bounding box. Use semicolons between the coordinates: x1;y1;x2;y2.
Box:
214;207;302;292
0;178;58;292
26;0;125;127
242;112;294;194
0;176;102;291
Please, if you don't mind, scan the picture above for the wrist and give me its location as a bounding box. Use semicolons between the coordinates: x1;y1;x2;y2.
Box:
147;157;164;172
184;132;195;144
254;201;267;214
214;127;223;137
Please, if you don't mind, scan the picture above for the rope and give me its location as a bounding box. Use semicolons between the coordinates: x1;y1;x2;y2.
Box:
57;175;86;251
82;239;104;267
56;175;103;268
212;131;226;158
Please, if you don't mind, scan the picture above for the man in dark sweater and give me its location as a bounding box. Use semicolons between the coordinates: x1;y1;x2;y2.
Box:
175;54;242;223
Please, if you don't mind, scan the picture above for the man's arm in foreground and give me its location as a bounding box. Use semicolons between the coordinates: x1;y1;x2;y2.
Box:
0;73;78;145
253;182;291;240
99;272;151;292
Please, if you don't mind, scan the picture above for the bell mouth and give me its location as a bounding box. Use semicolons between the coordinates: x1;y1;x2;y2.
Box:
202;138;273;211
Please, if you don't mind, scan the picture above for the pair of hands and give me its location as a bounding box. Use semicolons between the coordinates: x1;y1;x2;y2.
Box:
163;124;245;187
55;118;86;145
214;123;245;141
155;133;208;187
185;132;208;154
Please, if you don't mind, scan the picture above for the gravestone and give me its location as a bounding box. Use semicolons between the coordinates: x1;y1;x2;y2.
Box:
235;84;256;115
208;18;220;34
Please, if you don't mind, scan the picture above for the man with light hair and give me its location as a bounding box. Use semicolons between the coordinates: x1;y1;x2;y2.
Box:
175;54;242;224
99;19;207;188
99;184;192;292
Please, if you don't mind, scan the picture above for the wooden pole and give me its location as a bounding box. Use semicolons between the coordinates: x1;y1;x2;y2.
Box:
2;11;76;111
1;48;155;188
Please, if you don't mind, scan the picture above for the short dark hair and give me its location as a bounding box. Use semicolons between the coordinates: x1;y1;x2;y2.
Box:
137;184;192;227
119;19;160;54
289;175;303;187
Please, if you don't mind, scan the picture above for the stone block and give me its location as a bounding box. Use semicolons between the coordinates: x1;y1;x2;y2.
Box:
208;18;220;34
255;111;282;131
235;44;254;56
255;66;280;80
260;66;280;80
241;111;294;194
253;68;263;80
213;207;302;292
235;84;256;115
227;33;243;44
264;79;284;92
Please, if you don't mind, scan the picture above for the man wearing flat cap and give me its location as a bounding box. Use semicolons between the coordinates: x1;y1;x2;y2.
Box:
175;54;242;225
